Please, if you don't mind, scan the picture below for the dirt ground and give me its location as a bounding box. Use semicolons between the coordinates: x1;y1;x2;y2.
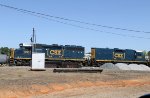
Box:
0;67;150;98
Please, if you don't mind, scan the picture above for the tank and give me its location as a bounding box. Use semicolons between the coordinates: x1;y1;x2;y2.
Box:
0;54;8;64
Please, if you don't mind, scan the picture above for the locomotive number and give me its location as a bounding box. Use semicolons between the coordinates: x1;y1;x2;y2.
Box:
50;50;61;55
114;53;124;58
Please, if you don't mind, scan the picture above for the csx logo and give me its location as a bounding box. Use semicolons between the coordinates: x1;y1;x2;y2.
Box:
50;50;61;55
114;53;124;58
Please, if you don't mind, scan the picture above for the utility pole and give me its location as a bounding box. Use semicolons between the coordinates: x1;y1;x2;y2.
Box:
32;28;35;53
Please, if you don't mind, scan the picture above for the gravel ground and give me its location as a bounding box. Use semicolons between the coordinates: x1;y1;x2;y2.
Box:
0;66;149;98
101;63;150;71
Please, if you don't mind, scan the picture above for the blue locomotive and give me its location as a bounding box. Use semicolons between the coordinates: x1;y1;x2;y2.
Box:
91;48;147;66
10;43;85;67
9;43;149;67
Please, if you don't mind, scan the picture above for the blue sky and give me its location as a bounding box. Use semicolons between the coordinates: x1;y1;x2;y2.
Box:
0;0;150;52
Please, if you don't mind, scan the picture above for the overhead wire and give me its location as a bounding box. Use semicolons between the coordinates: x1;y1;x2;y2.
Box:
0;3;150;34
9;9;150;40
0;3;150;39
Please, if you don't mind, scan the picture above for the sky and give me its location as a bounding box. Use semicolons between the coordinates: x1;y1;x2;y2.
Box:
0;0;150;52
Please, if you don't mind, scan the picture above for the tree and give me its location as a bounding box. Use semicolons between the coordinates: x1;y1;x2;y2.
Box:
0;47;10;56
143;50;148;56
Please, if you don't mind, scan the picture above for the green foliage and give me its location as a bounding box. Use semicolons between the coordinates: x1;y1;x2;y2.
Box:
0;47;10;56
143;50;148;56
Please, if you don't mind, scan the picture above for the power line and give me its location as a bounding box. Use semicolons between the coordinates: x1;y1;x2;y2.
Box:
9;9;150;40
0;3;150;34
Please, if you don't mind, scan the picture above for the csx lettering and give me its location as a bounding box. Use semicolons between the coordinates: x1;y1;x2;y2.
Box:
50;50;61;55
114;53;124;58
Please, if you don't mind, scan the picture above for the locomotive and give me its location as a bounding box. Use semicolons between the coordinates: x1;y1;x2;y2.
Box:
91;48;148;66
10;43;85;68
9;43;150;67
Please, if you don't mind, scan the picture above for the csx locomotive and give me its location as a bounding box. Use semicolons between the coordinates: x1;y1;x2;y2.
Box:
9;43;149;67
90;48;148;66
10;43;85;67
